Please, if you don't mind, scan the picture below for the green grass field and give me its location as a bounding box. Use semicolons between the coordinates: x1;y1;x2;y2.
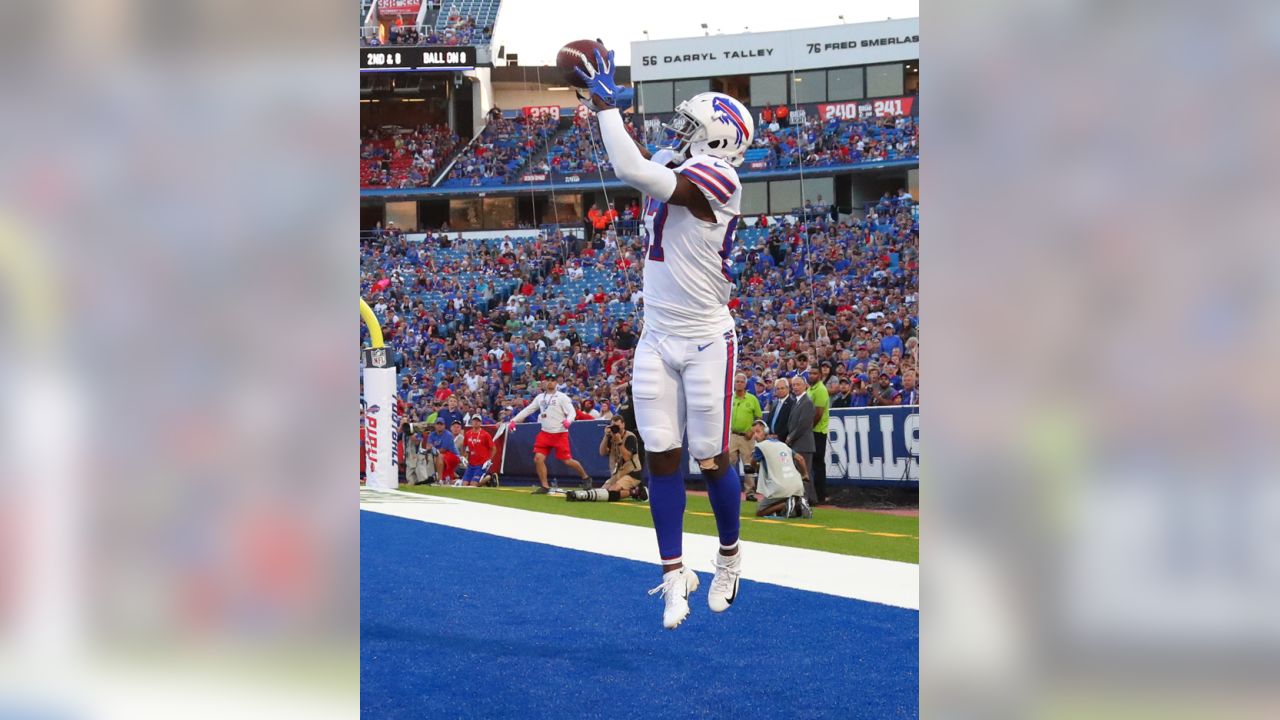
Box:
399;484;918;564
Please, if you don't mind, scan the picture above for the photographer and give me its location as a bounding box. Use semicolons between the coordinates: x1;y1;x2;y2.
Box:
401;409;437;486
566;416;648;502
744;420;812;519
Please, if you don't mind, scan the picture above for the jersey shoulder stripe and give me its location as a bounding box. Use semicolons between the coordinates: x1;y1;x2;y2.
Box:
679;166;731;203
691;163;737;195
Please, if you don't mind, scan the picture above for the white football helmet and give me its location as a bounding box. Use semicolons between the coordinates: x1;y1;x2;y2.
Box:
661;92;755;167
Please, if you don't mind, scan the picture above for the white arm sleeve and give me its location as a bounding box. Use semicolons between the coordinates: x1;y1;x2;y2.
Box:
650;147;682;167
597;108;677;202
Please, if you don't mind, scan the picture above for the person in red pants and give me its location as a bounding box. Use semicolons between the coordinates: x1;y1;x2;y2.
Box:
509;375;593;493
426;419;461;484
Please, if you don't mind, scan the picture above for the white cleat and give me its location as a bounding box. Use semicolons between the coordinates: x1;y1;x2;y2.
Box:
648;568;700;629
707;551;741;613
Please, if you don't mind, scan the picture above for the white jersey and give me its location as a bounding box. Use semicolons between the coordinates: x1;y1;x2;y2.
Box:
640;154;742;338
512;391;575;434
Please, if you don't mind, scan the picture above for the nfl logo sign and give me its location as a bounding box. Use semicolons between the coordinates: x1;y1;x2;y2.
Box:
371;348;388;367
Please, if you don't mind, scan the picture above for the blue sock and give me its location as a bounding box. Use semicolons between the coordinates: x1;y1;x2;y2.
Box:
704;465;742;548
646;469;686;562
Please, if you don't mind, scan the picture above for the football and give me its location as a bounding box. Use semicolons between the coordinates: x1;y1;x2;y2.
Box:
557;39;609;89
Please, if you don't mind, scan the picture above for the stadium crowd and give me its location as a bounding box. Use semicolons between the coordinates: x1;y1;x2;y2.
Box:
443;115;558;186
361;124;462;189
527;114;647;176
753;110;919;169
435;5;492;46
360;190;919;438
361;9;492;47
360;107;916;190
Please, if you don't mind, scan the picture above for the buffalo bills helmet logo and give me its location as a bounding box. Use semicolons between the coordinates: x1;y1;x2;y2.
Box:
368;405;380;414
711;97;748;146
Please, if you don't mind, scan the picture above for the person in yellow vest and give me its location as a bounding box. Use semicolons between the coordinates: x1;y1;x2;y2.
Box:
727;373;763;500
807;361;832;504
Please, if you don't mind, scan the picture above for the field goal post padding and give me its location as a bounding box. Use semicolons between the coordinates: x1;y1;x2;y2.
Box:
361;298;398;490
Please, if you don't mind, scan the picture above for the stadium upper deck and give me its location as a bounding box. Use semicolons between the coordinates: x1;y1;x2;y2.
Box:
361;0;500;48
360;18;918;229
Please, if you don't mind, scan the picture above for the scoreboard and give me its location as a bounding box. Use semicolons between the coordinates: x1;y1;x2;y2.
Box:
360;46;477;72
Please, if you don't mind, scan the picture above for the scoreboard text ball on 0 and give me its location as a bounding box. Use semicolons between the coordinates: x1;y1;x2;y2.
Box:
360;46;477;71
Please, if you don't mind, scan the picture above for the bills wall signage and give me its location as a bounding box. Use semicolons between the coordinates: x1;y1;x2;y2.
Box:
497;408;919;487
823;406;918;486
685;406;918;486
817;95;917;121
502;421;611;480
631;18;918;81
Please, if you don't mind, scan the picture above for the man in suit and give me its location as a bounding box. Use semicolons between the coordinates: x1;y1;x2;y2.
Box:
766;377;793;438
785;375;818;505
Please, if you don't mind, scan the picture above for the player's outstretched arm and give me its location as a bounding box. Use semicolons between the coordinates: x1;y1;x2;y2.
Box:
597;109;714;220
580;51;713;220
633;136;653;160
596;107;675;198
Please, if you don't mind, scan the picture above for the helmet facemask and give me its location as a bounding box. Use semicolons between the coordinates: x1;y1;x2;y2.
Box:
660;106;702;163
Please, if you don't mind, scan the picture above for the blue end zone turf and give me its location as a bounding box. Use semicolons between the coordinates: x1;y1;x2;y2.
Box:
361;511;918;719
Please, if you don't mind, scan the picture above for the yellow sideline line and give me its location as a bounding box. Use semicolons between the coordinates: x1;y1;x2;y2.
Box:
416;486;918;539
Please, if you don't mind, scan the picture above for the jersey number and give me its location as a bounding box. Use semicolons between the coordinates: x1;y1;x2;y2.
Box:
644;202;668;262
719;215;739;282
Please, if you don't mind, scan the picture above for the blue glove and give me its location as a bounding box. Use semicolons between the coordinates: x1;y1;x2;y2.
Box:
615;86;634;111
574;49;630;110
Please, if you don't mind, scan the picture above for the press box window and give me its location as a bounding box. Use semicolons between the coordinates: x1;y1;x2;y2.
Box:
749;73;788;107
792;70;827;104
866;63;904;98
673;79;711;106
827;67;865;101
638;82;674;114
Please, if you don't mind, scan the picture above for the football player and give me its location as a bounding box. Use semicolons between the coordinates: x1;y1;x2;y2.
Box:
578;51;753;628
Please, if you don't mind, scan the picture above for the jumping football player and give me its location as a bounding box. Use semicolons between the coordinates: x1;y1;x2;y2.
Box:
578;51;754;628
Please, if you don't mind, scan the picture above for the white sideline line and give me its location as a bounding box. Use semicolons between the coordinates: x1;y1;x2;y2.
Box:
361;489;919;610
